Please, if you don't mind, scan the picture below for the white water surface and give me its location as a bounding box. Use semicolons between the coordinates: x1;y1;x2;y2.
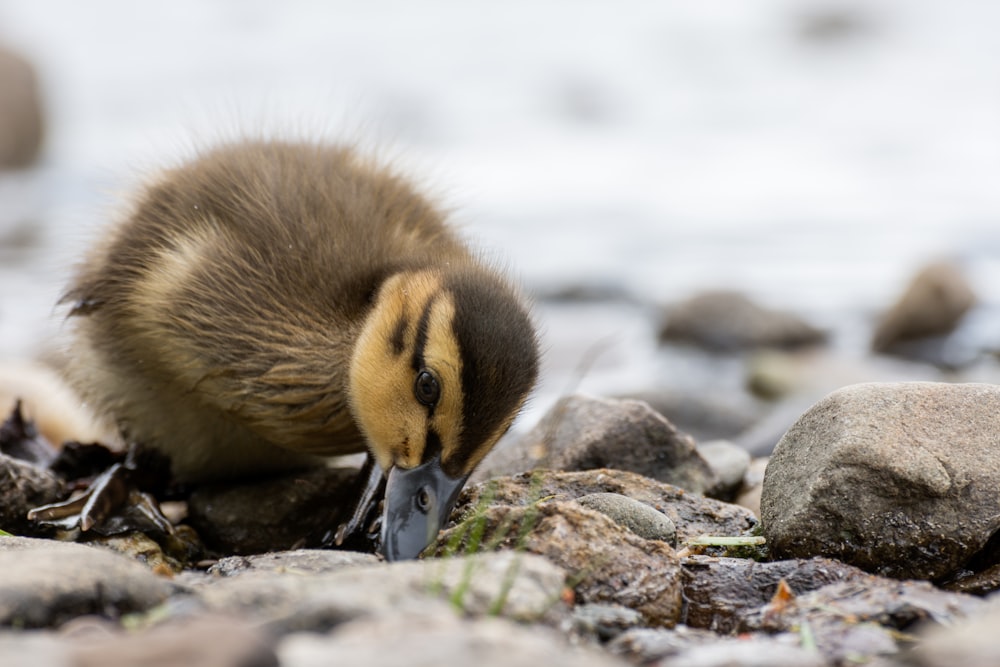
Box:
1;1;998;423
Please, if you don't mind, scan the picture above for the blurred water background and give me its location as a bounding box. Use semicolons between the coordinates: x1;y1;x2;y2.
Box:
1;1;998;434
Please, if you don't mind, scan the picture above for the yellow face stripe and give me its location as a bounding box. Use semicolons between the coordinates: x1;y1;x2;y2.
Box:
348;270;464;472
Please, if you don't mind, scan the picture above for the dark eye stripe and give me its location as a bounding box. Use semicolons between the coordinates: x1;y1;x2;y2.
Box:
423;428;442;461
390;315;408;356
410;294;437;372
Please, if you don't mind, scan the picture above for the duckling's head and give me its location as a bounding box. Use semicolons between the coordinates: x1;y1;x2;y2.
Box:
349;265;538;560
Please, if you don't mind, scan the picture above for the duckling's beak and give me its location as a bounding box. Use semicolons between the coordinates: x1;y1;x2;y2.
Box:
379;455;467;561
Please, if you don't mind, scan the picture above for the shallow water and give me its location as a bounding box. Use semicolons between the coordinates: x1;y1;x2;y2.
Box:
1;1;998;427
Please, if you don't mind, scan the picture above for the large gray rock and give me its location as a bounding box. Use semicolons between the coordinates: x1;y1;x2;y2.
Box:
762;382;1000;580
475;395;716;495
0;536;173;627
659;290;826;352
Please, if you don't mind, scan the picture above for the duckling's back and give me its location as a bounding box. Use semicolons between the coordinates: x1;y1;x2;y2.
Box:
64;141;472;481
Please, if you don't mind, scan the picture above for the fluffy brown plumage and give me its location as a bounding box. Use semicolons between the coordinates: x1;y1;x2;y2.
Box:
61;140;539;558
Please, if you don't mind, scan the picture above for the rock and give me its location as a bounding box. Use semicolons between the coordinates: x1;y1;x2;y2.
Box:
872;261;976;355
900;601;1000;667
742;577;983;665
575;493;676;543
456;469;759;544
278;609;631;667
0;632;72;667
570;603;644;641
186;466;359;554
680;555;870;633
658;290;826;352
69;614;278;667
0;46;44;169
616;389;763;443
657;636;828;667
475;395;716;495
0;452;65;535
796;6;872;45
696;441;750;500
194;550;569;631
207;549;378;577
745;350;805;400
607;625;728;663
762;382;1000;580
437;500;683;627
734;456;768;518
610;628;826;666
535;282;637;304
939;562;1000;596
0;536;173;627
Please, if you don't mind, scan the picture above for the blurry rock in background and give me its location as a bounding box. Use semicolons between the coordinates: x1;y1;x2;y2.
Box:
658;290;827;353
871;260;977;368
794;4;874;46
617;388;762;444
0;45;44;170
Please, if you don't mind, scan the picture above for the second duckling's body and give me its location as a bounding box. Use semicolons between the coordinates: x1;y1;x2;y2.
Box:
63;141;539;559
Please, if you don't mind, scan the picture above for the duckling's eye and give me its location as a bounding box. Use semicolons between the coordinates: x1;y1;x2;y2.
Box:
414;370;440;407
416;486;433;513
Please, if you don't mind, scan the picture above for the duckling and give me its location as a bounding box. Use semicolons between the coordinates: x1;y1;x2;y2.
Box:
57;140;539;560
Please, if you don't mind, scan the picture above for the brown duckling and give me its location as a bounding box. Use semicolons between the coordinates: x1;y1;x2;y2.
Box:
57;140;539;560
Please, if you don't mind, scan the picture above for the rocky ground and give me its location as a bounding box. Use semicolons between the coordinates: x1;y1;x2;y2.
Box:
4;353;1000;666
1;260;1000;666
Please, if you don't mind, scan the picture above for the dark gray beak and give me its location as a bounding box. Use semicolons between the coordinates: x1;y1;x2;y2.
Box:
379;455;468;561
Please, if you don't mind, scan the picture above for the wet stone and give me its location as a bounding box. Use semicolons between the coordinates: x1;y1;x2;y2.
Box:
696;440;751;500
762;382;1000;581
456;469;759;544
474;395;716;495
742;577;984;665
187;466;360;555
0;452;66;535
437;500;683;627
571;603;644;642
680;555;871;633
0;536;173;628
576;492;676;544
